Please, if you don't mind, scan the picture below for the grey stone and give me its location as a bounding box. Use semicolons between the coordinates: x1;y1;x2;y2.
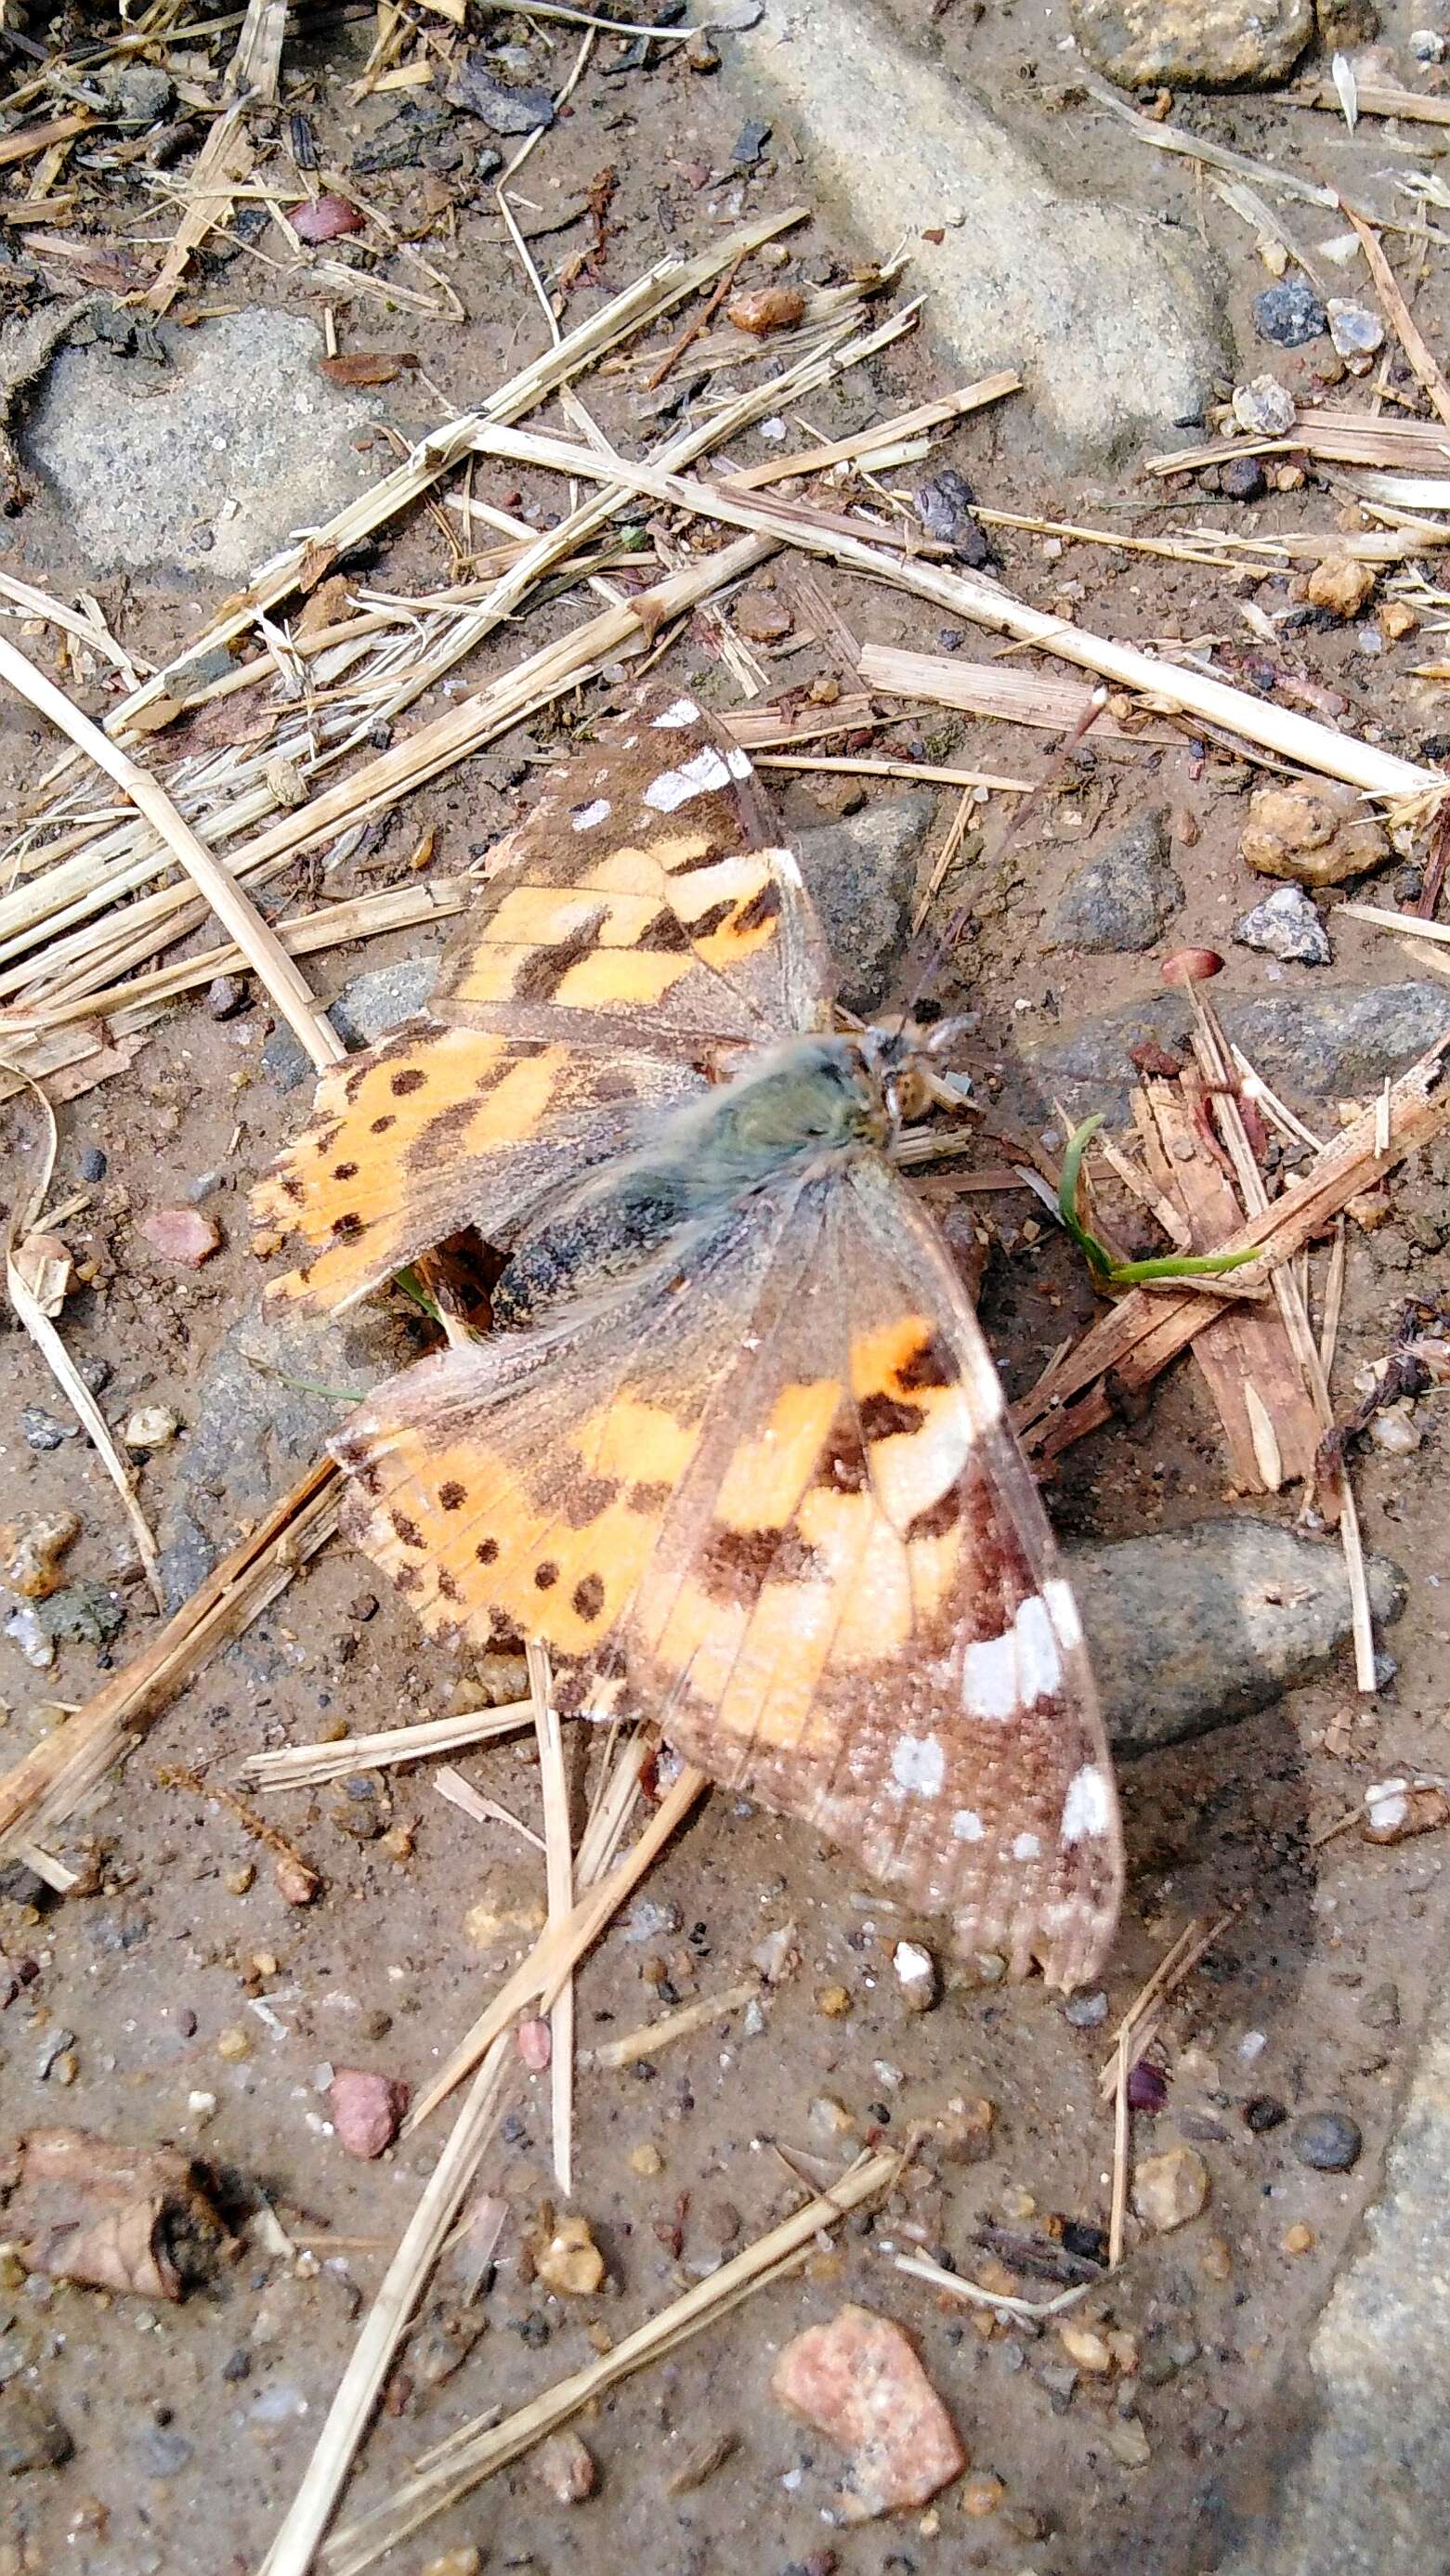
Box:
1069;1521;1407;1759
0;2384;72;2474
157;1301;396;1609
1019;981;1450;1125
21;308;385;579
1070;0;1313;85
1254;280;1328;348
1048;807;1182;954
1217;2024;1450;2576
1234;882;1331;968
1291;2111;1364;2173
136;2424;193;2478
728;0;1226;464
796;791;934;1014
263;956;439;1092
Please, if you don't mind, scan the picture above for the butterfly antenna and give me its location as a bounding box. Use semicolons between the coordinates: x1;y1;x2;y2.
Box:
892;683;1110;1036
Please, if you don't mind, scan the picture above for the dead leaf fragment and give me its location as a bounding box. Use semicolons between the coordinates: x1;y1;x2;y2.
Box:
0;2127;225;2300
728;284;805;335
320;352;417;387
288;194;364;245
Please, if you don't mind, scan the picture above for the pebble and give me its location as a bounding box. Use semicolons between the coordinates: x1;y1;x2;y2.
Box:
1240;779;1388;887
815;1983;853;2019
1059;2320;1113;2373
1245;2094;1287;2132
274;1852;320;1906
516;2016;552;2073
205;973;248;1020
0;1511;80;1601
1102;2413;1152;2469
0;2385;73;2474
1307;554;1377;619
1290;2110;1362;2172
771;2303;966;2520
533;2428;597;2503
1283;2220;1316;2256
422;2554;482;2576
730;116;772;165
1370;1401;1421;1455
1232;374;1297;436
960;2471;1007;2517
124;1406;179;1451
1220;453;1267;501
1131;2144;1209;2232
893;1940;939;2012
79;1146;108;1182
140;1206;222;1267
1253;280;1326;346
446;56;555;132
329;2067;409;2159
1359;1982;1400;2032
1234;883;1330;967
216;2024;252;2062
1327;299;1383;360
1069;0;1313;86
1129;2061;1168;2112
624;1898;682;1945
136;2425;193;2478
534;2214;605;2297
20;1406;72;1451
914;466;993;569
1064;1988;1109;2029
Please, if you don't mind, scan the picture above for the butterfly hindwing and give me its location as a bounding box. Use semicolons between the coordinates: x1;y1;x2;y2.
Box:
333;1154;1121;1988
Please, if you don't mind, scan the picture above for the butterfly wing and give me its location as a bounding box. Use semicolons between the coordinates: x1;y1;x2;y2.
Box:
333;1158;1122;1988
431;686;833;1048
251;686;833;1315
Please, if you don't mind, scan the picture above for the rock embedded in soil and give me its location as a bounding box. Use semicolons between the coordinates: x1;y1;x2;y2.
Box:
1069;1522;1406;1758
1234;882;1331;967
1307;555;1378;620
1070;0;1313;85
725;0;1224;463
533;2214;605;2297
1291;2110;1363;2172
771;2303;966;2520
1020;980;1450;1124
0;2384;73;2476
1048;807;1183;954
22;308;387;580
140;1206;221;1268
1132;2143;1210;2232
795;793;934;1016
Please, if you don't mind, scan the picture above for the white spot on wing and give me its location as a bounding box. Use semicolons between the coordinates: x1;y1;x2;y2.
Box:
643;748;733;812
1012;1831;1041;1862
952;1807;986;1842
1044;1577;1083;1651
1061;1764;1113;1843
572;798;610;832
961;1594;1063;1723
653;696;701;729
726;745;753;778
891;1733;945;1797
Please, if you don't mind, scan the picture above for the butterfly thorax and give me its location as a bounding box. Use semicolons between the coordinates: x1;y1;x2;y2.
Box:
492;1034;892;1329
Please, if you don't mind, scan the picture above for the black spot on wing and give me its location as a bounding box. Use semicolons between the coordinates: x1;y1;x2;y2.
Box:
858;1390;924;1442
513;908;608;1003
895;1331;957;1392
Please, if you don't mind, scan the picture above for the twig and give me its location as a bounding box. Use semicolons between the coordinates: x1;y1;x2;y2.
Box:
1097;1914;1237;2101
588;1979;761;2072
892;2248;1089;2320
434;1765;544;1852
0;632;343;1072
3;1065;163;1602
1342;205;1450;432
529;1642;575;2200
644;249;744;392
1108;2028;1130;2270
242;1700;534;1790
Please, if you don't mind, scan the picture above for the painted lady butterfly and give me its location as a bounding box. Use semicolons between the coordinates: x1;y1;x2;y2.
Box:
253;686;1122;1986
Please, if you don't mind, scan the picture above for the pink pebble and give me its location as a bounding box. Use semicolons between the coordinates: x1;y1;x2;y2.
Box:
141;1207;222;1268
329;2067;409;2160
517;2016;553;2073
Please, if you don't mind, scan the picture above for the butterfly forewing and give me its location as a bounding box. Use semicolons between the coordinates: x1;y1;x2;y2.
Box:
250;685;830;1314
432;690;832;1047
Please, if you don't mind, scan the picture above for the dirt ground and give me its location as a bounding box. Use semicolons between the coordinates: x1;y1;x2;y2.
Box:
2;6;1450;2573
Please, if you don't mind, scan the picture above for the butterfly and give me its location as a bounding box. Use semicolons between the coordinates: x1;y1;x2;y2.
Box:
252;686;1123;1987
